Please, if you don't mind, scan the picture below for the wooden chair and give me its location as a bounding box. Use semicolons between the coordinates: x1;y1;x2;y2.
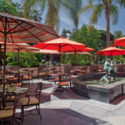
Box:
20;82;42;122
0;92;16;125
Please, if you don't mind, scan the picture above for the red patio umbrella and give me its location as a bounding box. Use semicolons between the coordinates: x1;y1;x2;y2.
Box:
33;37;86;91
33;37;86;72
1;43;39;82
96;47;125;59
62;47;94;68
113;37;125;47
0;12;59;92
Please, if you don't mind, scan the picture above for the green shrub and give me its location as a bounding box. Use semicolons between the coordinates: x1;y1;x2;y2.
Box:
84;60;91;65
7;61;39;67
7;62;18;66
56;63;60;66
93;59;98;64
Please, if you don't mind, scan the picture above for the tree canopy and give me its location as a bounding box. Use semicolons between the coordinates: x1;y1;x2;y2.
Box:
0;0;18;15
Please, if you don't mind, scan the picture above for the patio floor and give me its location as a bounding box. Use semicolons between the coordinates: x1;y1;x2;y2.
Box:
4;78;125;125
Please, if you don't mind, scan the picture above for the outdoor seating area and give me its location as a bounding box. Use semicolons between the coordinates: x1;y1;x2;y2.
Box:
1;0;125;125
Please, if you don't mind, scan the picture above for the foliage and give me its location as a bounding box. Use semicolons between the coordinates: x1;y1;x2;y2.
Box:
114;30;123;39
56;63;60;66
29;9;42;22
71;25;100;52
6;52;43;67
0;0;18;16
7;61;39;67
63;0;82;29
79;0;125;47
113;55;125;64
98;30;114;48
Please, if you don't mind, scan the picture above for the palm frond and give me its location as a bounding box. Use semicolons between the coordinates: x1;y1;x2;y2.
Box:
79;4;95;15
62;0;82;29
39;0;47;13
89;4;104;25
110;5;119;25
21;0;44;18
119;0;125;7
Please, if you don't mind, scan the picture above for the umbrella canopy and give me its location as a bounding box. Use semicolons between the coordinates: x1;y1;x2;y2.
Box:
33;37;86;84
0;12;59;43
63;47;94;68
65;52;91;54
1;43;39;82
62;47;94;53
33;50;60;54
113;37;125;47
0;12;59;92
33;37;86;52
96;46;125;56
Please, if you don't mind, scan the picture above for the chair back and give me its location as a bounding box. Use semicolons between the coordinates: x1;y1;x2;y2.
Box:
29;70;34;77
0;92;16;110
19;74;23;83
35;82;42;102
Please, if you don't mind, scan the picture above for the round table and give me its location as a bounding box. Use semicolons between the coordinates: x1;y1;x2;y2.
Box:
0;86;28;94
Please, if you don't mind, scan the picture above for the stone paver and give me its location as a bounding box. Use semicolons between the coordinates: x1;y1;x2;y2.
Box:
47;100;72;109
107;116;125;125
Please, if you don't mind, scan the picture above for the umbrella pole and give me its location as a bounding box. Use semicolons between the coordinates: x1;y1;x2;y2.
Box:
18;49;20;82
111;50;113;60
0;44;2;73
3;17;7;92
59;44;61;82
48;54;49;73
75;51;76;69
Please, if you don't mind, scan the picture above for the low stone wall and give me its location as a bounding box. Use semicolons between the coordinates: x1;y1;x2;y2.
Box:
71;72;125;103
2;64;125;78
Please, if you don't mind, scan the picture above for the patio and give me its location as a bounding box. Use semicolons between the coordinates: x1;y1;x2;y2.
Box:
5;78;125;125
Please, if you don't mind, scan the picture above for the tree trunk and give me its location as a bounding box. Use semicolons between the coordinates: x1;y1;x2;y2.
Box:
91;53;94;64
50;54;54;66
0;44;2;74
106;7;110;47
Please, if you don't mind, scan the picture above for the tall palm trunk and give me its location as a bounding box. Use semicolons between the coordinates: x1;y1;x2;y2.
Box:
106;7;110;47
46;0;59;66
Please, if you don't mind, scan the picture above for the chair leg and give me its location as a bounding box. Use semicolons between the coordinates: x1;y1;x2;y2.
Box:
38;105;42;120
2;119;4;125
12;116;15;125
21;105;24;122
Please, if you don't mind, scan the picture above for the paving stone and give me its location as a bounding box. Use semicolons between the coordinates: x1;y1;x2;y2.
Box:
70;100;87;110
46;112;94;125
89;101;115;111
76;105;111;120
42;87;55;93
51;94;60;101
72;99;92;105
55;109;96;124
47;100;72;109
107;116;125;125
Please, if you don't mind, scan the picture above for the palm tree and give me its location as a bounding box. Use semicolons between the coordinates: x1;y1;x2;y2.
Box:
29;9;42;22
79;0;125;47
12;2;23;17
21;0;82;65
